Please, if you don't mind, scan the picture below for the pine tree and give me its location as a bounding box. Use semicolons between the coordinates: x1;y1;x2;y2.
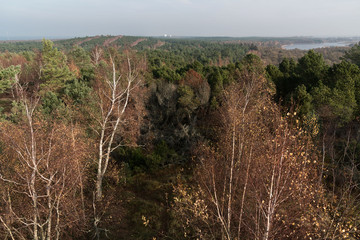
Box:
40;39;74;93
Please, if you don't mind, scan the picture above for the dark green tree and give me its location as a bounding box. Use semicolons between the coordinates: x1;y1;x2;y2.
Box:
311;61;360;123
240;53;264;75
208;67;224;98
68;46;95;82
41;91;65;115
293;84;313;116
268;58;298;100
40;39;75;93
64;79;92;104
343;42;360;67
297;50;328;89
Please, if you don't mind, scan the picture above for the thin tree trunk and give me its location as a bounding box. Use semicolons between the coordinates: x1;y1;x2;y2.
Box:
238;147;252;239
227;122;236;237
31;170;39;240
264;171;274;240
96;174;103;201
47;183;52;240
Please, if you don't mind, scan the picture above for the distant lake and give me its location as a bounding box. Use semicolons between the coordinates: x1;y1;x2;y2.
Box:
283;42;351;50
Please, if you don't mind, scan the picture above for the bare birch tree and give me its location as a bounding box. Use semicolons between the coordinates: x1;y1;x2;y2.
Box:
91;46;103;65
173;68;320;240
93;52;145;202
0;72;89;240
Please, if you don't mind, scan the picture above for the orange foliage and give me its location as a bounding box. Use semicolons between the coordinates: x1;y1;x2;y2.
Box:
0;53;27;68
180;69;205;89
68;60;80;78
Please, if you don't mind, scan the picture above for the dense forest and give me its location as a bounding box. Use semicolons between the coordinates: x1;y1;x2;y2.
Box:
0;37;360;239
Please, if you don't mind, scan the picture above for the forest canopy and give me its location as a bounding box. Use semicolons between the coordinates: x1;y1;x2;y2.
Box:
0;37;359;239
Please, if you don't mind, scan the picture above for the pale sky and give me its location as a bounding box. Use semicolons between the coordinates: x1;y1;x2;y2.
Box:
1;0;360;39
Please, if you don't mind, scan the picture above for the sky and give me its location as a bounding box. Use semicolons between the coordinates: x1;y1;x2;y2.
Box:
1;0;360;39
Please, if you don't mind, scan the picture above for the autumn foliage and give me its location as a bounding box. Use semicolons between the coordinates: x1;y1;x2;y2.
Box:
0;114;90;239
0;39;360;239
174;69;322;240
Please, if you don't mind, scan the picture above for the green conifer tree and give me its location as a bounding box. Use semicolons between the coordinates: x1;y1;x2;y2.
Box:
40;39;74;93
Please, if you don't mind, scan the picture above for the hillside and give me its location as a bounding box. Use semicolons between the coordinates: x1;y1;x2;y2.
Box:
0;35;357;66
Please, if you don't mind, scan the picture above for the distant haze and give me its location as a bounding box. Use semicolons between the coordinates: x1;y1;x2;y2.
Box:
1;0;360;39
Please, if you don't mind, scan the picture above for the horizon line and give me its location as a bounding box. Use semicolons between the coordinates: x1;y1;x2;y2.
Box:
1;35;360;41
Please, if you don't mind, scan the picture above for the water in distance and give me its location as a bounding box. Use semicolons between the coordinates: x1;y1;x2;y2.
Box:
283;42;351;50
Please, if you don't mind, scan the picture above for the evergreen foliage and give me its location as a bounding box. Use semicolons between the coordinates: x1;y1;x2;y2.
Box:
0;65;20;93
0;39;359;240
40;39;75;93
